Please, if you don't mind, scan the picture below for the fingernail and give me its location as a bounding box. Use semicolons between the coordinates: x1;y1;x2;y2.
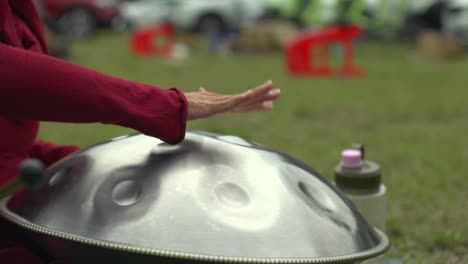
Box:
263;101;273;108
265;80;273;85
269;89;280;96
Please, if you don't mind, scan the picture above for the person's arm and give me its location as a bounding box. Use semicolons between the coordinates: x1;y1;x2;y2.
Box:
0;43;187;144
0;245;46;264
30;140;80;167
0;217;49;264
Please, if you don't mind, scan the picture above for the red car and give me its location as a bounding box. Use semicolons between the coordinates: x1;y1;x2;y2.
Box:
39;0;122;38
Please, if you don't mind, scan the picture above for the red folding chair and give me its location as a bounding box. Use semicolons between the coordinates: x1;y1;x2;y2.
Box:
130;23;175;57
285;25;365;77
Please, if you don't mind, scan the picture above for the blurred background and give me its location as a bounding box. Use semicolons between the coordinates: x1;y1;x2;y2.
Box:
34;0;467;263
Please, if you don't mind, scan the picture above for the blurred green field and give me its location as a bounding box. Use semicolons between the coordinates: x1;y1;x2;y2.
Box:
39;32;468;263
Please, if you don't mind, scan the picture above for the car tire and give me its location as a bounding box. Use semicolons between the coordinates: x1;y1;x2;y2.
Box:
195;14;226;33
57;7;97;39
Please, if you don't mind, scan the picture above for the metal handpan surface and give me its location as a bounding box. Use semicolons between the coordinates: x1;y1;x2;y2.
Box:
0;131;389;263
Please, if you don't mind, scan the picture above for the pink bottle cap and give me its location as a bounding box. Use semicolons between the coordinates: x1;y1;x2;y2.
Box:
340;149;363;169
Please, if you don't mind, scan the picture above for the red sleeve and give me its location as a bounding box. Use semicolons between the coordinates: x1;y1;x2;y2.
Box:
29;140;80;167
0;43;188;144
0;246;47;264
0;218;48;264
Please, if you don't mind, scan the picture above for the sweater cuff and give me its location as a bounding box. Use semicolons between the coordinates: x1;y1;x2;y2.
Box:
107;82;189;144
167;88;188;144
126;86;188;144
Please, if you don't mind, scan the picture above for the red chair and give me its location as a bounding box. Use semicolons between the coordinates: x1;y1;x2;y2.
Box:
285;25;365;77
130;23;175;57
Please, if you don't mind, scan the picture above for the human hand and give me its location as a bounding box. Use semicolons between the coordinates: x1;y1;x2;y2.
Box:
184;80;280;120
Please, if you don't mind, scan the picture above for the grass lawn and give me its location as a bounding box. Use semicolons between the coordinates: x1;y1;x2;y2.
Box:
39;32;468;263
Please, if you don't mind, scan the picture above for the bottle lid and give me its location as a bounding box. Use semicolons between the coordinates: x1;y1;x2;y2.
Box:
340;149;363;169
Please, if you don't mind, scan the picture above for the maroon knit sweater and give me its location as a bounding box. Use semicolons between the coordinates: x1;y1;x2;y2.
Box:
0;1;188;263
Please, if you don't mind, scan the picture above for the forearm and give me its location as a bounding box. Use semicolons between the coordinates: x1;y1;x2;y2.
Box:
0;44;187;143
30;140;80;167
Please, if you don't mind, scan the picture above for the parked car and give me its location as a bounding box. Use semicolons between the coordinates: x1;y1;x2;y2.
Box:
402;0;468;43
39;0;123;38
444;0;468;43
120;0;264;32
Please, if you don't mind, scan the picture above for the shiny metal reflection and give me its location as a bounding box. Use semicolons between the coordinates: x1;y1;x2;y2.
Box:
0;131;389;263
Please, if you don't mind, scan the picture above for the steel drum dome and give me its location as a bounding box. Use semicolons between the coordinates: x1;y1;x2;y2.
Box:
0;131;389;264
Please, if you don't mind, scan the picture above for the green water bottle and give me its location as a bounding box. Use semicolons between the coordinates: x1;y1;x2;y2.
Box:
334;144;387;263
334;144;386;232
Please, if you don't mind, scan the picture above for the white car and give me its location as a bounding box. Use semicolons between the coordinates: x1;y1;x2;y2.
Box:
120;0;264;32
405;0;468;43
444;0;468;40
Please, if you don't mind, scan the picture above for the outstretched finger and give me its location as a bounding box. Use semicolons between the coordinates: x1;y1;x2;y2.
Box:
232;100;275;112
255;88;281;103
236;88;281;110
242;80;274;98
